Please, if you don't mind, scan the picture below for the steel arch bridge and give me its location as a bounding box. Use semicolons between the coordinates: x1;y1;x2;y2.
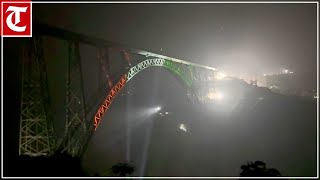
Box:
18;22;221;158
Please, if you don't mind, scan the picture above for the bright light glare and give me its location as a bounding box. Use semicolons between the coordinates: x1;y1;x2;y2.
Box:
148;106;162;115
179;124;187;132
207;91;224;100
281;69;292;74
215;71;227;80
155;106;161;111
216;92;224;100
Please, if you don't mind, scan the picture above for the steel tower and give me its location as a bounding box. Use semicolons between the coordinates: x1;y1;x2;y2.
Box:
19;37;55;156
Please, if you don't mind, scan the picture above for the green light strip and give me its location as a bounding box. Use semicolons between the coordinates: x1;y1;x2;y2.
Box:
126;58;193;87
163;59;193;87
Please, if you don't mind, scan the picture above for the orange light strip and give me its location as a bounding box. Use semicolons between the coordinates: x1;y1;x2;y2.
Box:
93;74;127;130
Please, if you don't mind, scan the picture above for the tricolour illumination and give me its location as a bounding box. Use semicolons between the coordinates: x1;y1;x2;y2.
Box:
93;58;211;131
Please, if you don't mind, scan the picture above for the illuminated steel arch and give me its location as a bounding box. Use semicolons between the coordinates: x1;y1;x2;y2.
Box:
93;58;195;130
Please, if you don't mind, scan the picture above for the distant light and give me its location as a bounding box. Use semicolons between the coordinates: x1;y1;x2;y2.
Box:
269;85;278;89
165;112;169;115
263;74;267;76
179;124;187;132
282;69;289;74
289;71;294;74
155;106;161;111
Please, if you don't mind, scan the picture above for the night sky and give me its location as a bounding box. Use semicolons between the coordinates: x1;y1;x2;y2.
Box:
34;3;317;88
3;2;317;177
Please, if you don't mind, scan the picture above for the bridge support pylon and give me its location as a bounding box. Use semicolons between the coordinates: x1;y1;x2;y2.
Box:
19;37;55;157
61;42;87;157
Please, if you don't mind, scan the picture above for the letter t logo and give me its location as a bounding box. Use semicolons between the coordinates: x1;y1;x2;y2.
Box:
2;2;32;37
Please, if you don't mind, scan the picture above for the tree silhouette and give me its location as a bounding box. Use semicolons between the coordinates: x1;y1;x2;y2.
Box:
111;162;135;176
240;161;281;177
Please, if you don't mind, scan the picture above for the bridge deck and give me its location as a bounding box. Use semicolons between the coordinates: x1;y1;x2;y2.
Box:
33;22;218;71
